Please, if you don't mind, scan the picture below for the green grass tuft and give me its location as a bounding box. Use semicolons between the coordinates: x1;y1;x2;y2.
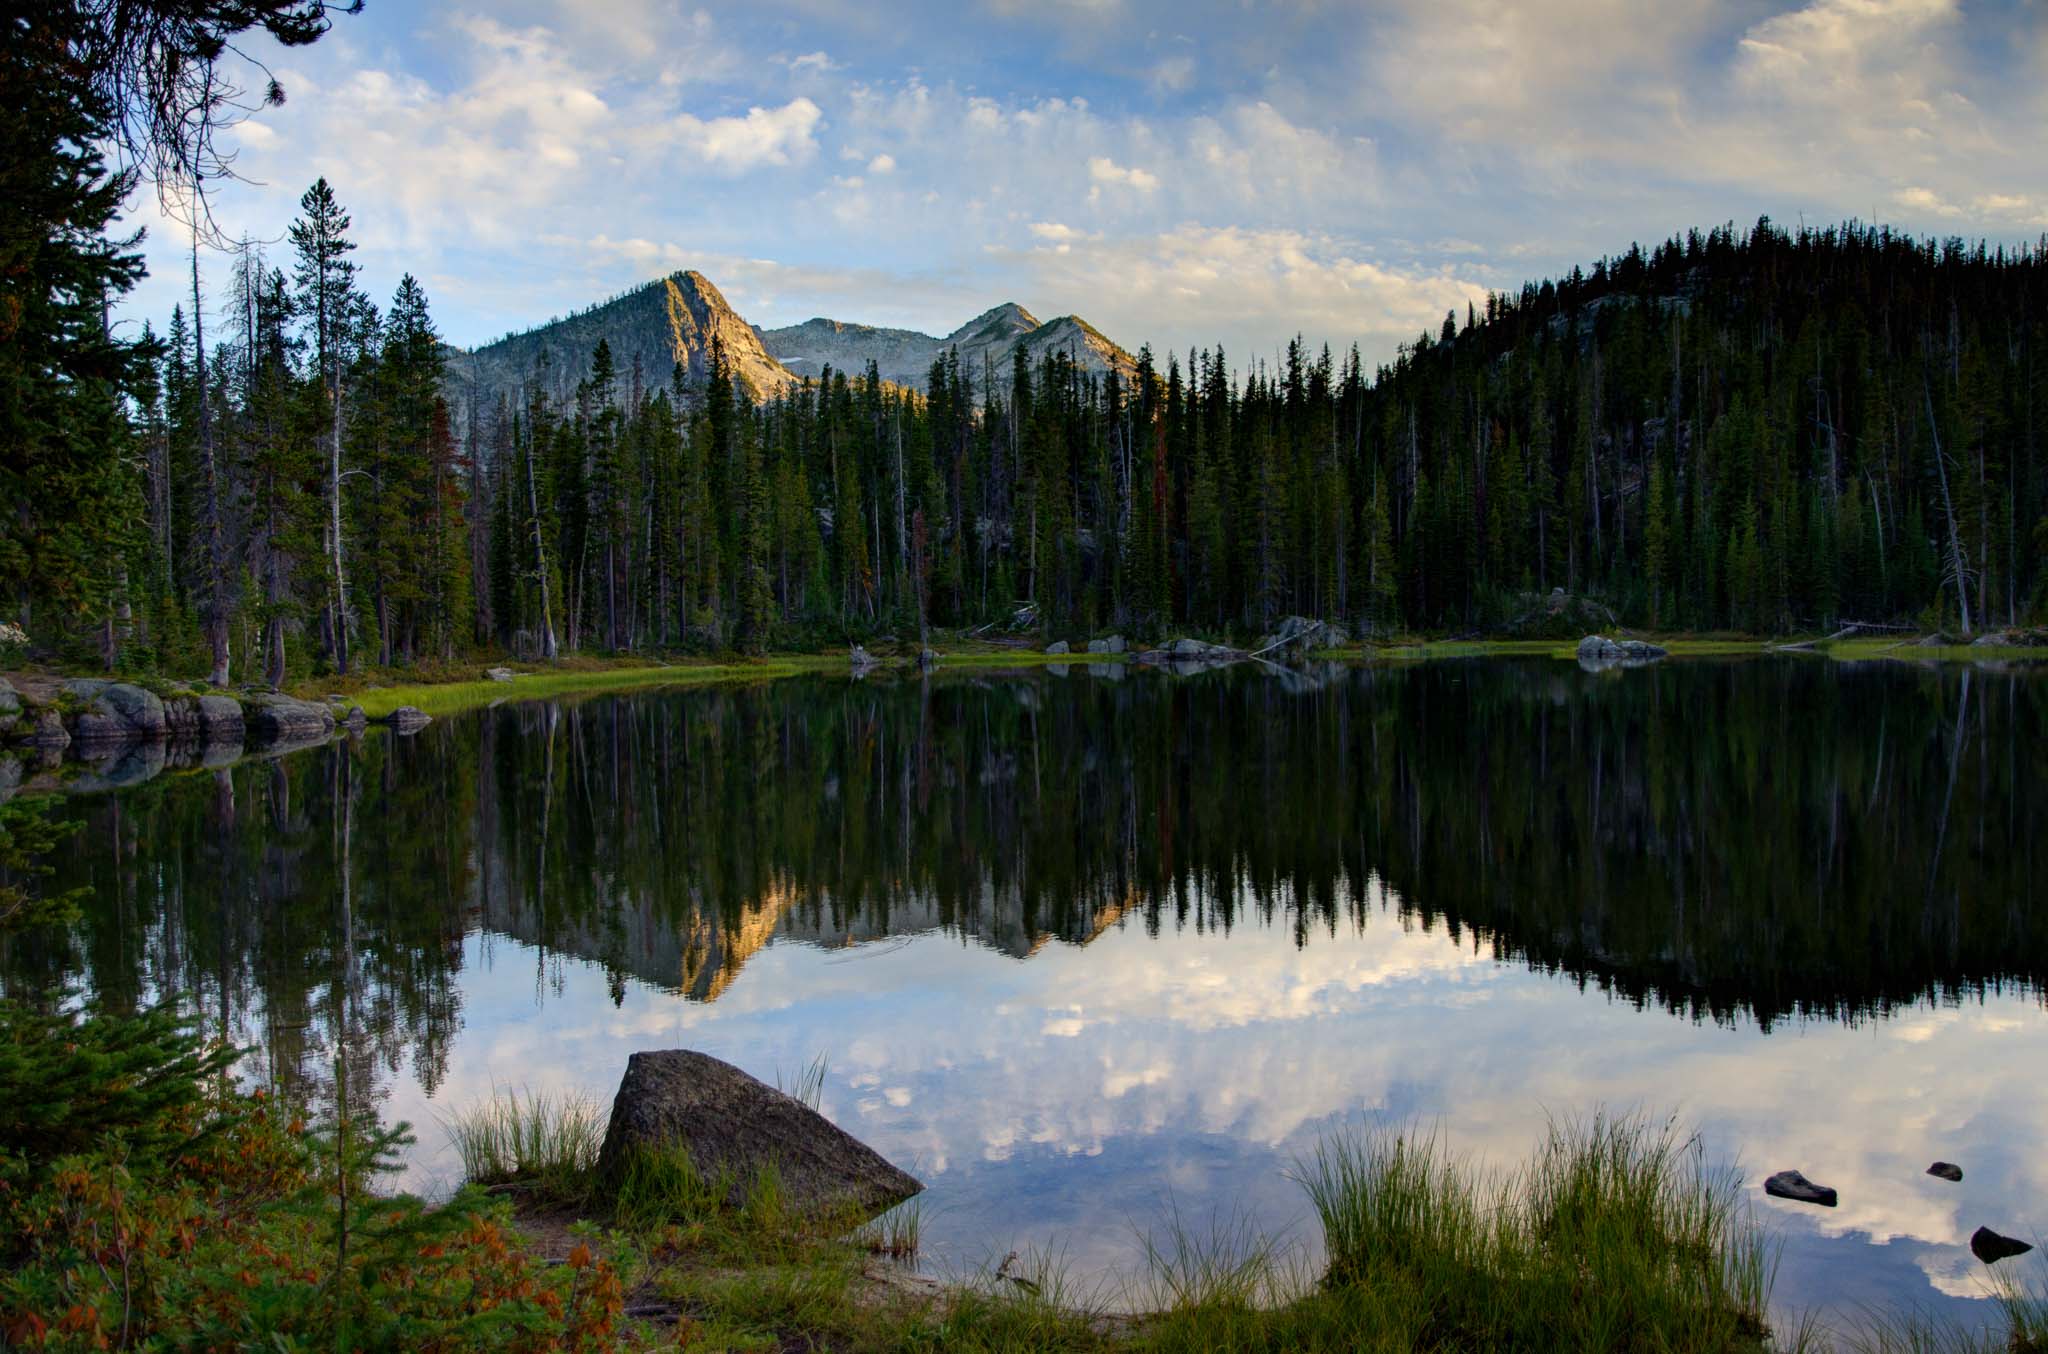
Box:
441;1087;604;1203
1290;1112;1780;1352
856;1197;925;1261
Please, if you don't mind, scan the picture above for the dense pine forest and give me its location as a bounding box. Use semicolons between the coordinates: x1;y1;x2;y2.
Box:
14;164;2048;677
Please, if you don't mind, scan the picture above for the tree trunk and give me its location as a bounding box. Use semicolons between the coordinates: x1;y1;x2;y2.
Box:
526;439;559;659
193;242;231;687
1923;378;1974;635
330;342;351;674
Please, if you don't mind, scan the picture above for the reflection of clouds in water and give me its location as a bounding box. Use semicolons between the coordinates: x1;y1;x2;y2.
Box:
385;891;2047;1324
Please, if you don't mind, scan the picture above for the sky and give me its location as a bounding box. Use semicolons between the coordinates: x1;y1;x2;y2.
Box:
120;0;2048;372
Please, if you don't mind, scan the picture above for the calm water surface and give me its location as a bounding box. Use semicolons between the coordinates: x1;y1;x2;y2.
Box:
8;658;2044;1333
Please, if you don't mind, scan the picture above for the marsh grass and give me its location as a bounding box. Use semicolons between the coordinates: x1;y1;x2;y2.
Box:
1290;1112;1780;1353
777;1051;829;1111
1133;1204;1298;1317
339;659;828;719
1844;1254;2048;1354
441;1087;603;1204
856;1197;924;1260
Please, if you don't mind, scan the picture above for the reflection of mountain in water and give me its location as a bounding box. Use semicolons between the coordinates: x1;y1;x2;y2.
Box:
482;857;1137;1000
9;659;2044;1113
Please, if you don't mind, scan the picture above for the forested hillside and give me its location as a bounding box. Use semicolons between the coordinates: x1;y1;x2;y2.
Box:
15;181;2048;676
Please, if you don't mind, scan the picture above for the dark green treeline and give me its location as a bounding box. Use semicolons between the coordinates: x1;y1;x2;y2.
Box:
8;661;2041;1110
123;213;2048;680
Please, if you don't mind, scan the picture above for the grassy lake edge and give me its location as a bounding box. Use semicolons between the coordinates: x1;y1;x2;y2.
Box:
287;632;2048;722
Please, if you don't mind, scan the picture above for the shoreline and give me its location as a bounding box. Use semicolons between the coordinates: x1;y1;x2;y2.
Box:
6;630;2046;765
316;632;2048;721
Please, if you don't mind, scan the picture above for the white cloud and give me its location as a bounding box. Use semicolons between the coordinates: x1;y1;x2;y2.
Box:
866;152;896;174
1895;186;1963;218
1086;155;1159;192
994;224;1488;364
672;97;823;171
1150;54;1195;94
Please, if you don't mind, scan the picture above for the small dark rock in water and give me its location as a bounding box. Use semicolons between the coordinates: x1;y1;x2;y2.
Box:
1927;1161;1963;1182
1971;1227;2034;1265
386;705;431;732
1764;1169;1838;1207
596;1049;921;1222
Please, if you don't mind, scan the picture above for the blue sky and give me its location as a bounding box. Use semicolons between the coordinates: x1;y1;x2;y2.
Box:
121;0;2048;370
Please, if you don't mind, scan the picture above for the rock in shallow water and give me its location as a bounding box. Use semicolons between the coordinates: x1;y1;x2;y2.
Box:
1927;1161;1963;1182
242;692;336;741
1971;1227;2034;1265
1576;634;1670;668
596;1049;921;1222
386;705;431;732
1764;1169;1838;1207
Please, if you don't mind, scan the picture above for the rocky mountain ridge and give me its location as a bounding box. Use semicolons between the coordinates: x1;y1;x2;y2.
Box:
445;270;1135;416
446;270;798;418
759;301;1136;388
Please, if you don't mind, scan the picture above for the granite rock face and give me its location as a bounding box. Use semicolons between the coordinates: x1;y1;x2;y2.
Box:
760;301;1136;388
163;694;245;740
63;680;167;742
1576;634;1670;669
386;706;432;732
241;692;337;741
596;1050;922;1222
450;270;799;418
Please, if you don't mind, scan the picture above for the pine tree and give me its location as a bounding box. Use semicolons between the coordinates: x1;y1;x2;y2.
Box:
289;178;361;672
0;12;152;649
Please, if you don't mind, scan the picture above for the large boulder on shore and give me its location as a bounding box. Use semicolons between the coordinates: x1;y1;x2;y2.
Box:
63;679;167;742
1577;634;1669;670
596;1049;922;1222
1043;639;1070;655
241;692;336;742
163;693;245;741
1259;615;1344;654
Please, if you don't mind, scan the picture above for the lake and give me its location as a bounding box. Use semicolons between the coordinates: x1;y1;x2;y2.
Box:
8;656;2043;1337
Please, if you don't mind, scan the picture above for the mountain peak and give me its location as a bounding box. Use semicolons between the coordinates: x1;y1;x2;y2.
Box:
449;269;795;414
758;299;1131;388
947;302;1040;345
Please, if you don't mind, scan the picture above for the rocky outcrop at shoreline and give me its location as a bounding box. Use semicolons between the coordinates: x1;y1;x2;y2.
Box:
0;675;364;800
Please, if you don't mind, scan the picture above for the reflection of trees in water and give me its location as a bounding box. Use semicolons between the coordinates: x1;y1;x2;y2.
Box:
7;661;2043;1113
4;732;472;1113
